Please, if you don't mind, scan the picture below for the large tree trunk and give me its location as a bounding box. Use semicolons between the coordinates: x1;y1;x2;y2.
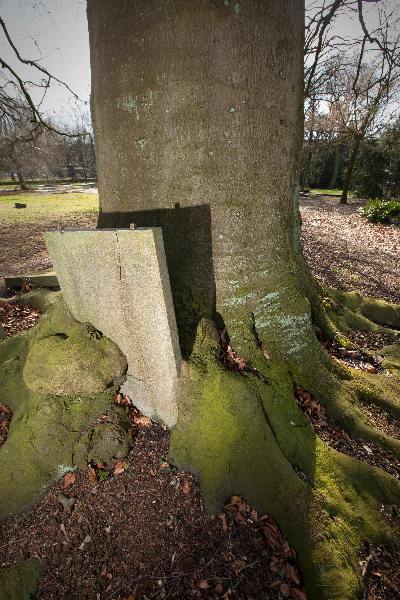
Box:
87;2;400;599
89;0;306;359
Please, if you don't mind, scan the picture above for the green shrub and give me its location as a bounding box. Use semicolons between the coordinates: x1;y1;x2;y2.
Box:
361;198;400;224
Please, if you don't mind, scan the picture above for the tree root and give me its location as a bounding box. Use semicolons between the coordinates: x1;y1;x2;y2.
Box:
170;318;400;600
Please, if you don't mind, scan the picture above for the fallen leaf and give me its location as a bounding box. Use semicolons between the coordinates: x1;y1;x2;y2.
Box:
363;444;373;454
87;465;97;482
291;588;307;600
285;562;300;585
182;480;191;494
79;534;91;551
363;363;377;374
60;522;67;536
279;583;290;597
133;414;152;427
114;461;127;475
250;508;258;522
63;472;76;488
57;493;76;511
231;559;245;576
199;580;209;589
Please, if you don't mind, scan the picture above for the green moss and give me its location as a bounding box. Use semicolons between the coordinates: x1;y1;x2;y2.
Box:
15;288;61;313
23;332;127;395
73;406;132;469
0;558;41;600
327;289;400;332
0;297;130;517
360;298;400;329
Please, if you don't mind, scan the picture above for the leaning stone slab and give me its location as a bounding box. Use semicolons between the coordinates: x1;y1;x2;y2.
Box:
45;229;181;427
5;269;59;289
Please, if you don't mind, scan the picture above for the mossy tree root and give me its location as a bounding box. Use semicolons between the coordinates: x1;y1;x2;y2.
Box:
317;289;400;345
0;298;132;518
170;319;400;600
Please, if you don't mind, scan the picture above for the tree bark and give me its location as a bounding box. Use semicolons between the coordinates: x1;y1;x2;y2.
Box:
329;143;340;189
16;169;28;191
88;0;306;359
87;2;400;598
340;138;361;204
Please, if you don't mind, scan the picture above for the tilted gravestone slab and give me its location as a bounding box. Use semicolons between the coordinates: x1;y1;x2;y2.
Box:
45;228;181;427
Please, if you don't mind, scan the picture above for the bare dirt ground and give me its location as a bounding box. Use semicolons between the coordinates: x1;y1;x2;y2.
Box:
0;212;97;294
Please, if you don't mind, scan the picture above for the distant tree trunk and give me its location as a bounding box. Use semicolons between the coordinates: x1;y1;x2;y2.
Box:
329;143;340;189
301;94;316;191
16;170;28;190
301;128;314;191
340;137;362;204
88;2;400;598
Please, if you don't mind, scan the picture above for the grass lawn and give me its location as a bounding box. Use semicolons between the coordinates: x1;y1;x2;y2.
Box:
0;192;99;224
309;188;354;197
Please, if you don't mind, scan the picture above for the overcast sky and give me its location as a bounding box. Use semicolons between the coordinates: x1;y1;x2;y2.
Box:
0;0;395;124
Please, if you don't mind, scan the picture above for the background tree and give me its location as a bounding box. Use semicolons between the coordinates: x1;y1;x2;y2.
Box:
304;0;400;201
0;12;90;182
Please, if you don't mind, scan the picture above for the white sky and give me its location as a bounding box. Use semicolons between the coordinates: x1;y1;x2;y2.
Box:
0;0;90;123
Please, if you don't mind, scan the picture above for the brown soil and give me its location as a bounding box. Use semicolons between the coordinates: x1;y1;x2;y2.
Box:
300;196;400;304
0;420;307;600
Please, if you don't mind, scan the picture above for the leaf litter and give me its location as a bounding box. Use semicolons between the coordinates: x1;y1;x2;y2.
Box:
295;387;400;480
0;419;307;600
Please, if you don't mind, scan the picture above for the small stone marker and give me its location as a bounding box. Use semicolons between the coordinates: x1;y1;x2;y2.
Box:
45;228;181;427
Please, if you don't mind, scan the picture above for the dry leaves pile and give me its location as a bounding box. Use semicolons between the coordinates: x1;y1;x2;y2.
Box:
360;538;400;600
219;328;246;373
0;404;12;448
324;339;383;374
295;388;400;480
214;495;307;600
0;302;41;336
0;415;308;600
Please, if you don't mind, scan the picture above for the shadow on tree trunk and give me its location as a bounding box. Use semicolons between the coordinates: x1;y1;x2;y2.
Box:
98;204;216;358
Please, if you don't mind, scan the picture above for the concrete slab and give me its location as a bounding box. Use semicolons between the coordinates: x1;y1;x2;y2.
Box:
5;270;59;289
45;228;181;427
